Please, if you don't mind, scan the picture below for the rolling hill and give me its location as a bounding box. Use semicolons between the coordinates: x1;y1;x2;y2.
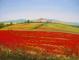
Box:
0;19;79;60
0;22;79;33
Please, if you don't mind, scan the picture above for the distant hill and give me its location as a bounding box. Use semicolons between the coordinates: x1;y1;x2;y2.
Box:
0;18;79;26
0;18;79;33
0;22;79;33
0;19;27;23
34;18;79;26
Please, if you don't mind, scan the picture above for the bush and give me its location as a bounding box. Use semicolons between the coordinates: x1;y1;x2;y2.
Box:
0;23;5;28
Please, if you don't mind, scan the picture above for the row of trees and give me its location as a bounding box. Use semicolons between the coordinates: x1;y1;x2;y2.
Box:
0;22;13;29
0;20;31;29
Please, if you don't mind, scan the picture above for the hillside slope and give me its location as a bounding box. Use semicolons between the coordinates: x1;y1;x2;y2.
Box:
36;23;79;33
0;22;79;33
0;23;43;30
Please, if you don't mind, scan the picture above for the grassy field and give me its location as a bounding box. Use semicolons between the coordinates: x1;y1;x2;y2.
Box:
0;22;79;60
0;45;79;60
36;23;79;33
0;22;79;33
0;23;43;30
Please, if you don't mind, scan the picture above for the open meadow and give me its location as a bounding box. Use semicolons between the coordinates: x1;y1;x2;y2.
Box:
0;22;79;60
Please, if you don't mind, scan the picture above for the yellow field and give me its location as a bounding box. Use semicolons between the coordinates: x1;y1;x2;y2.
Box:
0;23;43;30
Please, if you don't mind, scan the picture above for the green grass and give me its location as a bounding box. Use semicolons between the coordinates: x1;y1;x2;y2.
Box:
39;23;79;33
0;22;79;33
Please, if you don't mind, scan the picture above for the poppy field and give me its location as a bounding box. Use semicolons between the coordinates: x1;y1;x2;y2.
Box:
0;30;79;60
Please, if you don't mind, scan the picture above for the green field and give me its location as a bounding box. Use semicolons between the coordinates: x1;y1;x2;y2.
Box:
35;23;79;33
0;22;79;33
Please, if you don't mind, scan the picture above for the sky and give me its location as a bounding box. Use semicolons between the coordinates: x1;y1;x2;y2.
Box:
0;0;79;22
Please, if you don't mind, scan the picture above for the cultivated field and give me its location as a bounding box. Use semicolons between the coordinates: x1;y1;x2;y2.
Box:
0;22;79;33
0;22;79;60
0;30;79;60
35;23;79;33
0;23;43;30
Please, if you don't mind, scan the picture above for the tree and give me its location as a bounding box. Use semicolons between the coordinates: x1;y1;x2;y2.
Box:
27;20;30;23
9;22;13;25
0;23;5;28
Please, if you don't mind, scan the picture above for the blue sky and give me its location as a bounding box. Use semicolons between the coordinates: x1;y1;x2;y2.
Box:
0;0;79;22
